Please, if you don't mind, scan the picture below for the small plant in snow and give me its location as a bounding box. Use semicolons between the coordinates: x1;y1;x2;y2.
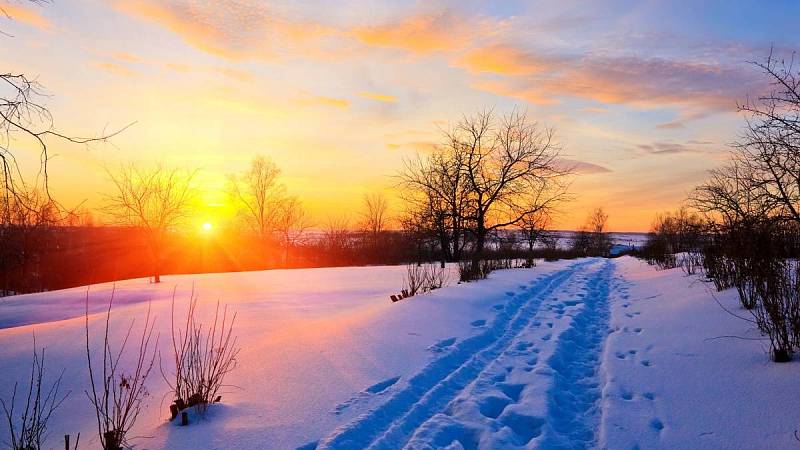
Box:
85;289;158;450
391;264;450;302
1;340;69;450
163;289;239;421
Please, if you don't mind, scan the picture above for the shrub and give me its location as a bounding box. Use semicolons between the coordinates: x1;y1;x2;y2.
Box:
1;341;69;450
458;259;493;282
392;264;450;301
163;291;239;420
85;290;157;450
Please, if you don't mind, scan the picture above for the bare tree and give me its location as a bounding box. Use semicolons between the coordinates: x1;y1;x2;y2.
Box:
732;50;800;226
1;339;69;450
104;164;195;283
322;215;351;262
360;192;389;238
519;208;551;266
450;109;570;259
690;157;777;226
228;155;286;258
573;207;612;256
273;196;311;265
85;290;157;450
2;1;129;211
0;188;64;294
399;140;471;267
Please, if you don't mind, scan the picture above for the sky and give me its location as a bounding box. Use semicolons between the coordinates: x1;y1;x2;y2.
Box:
2;0;799;231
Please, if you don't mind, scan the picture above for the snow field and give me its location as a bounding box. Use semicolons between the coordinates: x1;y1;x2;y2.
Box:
2;257;800;449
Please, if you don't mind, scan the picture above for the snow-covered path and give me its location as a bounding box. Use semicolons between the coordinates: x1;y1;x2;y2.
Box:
314;259;615;449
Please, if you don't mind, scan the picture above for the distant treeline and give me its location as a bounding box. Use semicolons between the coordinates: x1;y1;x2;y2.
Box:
0;223;639;295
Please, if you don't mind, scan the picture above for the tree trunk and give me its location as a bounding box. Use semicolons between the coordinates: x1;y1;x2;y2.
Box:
475;216;486;262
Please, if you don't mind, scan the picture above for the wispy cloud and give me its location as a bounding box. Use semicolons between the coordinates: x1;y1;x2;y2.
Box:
91;61;136;77
1;2;51;30
558;158;612;174
351;12;468;54
113;51;141;63
636;142;705;155
463;46;762;119
456;44;557;76
357;91;396;103
116;0;335;60
296;94;350;109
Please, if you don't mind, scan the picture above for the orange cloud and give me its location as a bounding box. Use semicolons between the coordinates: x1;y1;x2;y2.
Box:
164;62;191;72
116;0;335;61
357;91;396;103
580;107;609;114
1;2;50;30
113;51;141;63
216;67;253;82
456;45;552;76
296;94;350;109
352;13;466;53
91;61;136;77
464;45;760;116
470;78;559;105
116;0;263;59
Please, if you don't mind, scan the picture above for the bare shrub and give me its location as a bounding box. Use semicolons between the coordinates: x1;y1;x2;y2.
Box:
424;265;449;291
458;259;495;282
1;341;69;450
752;259;800;362
642;208;705;270
403;264;427;298
393;264;451;301
572;208;612;257
163;291;239;419
679;252;703;276
85;291;157;450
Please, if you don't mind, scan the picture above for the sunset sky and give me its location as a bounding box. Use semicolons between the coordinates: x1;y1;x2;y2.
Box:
3;0;800;231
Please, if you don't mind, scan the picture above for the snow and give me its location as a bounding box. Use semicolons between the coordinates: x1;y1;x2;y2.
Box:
0;257;797;449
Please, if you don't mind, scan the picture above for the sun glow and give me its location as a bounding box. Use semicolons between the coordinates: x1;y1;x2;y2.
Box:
202;222;213;232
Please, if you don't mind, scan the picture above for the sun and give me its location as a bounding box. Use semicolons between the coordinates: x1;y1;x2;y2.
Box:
202;222;213;232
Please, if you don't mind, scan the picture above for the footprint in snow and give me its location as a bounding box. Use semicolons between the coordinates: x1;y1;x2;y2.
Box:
493;304;505;311
650;418;665;432
498;383;525;401
479;395;512;419
643;392;655;400
500;412;545;445
365;376;400;394
428;337;457;353
471;319;486;327
331;376;401;415
515;341;533;352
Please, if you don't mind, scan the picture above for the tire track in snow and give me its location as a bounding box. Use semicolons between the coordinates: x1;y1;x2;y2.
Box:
538;259;614;449
315;260;597;450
